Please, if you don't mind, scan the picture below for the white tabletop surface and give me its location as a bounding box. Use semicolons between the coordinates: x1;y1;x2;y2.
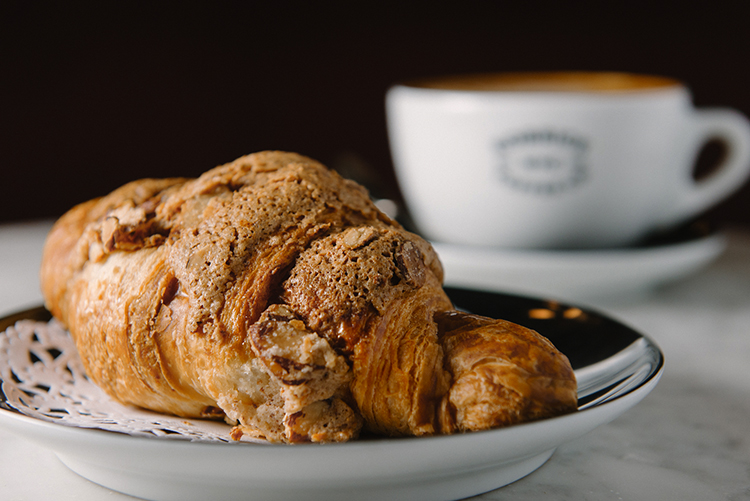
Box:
1;219;749;500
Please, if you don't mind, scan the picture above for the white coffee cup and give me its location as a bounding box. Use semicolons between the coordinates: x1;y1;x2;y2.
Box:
386;72;750;249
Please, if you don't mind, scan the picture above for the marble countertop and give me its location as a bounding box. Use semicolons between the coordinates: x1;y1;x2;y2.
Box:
1;220;748;500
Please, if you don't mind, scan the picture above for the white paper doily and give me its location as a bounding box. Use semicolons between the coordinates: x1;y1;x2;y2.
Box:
0;318;239;442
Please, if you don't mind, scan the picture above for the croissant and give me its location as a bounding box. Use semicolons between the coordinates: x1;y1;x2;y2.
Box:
40;151;577;443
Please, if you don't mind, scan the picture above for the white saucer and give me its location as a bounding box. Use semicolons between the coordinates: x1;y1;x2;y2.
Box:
431;230;727;304
1;291;664;501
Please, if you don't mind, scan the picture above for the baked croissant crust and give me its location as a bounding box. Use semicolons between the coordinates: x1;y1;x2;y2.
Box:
40;151;577;443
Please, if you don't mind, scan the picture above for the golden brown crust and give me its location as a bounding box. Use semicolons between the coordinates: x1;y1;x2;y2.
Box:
435;311;578;432
40;151;577;443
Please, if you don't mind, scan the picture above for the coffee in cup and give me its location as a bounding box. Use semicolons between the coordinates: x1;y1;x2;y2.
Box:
386;72;750;249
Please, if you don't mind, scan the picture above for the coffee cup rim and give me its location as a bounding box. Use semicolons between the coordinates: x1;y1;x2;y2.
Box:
393;71;684;94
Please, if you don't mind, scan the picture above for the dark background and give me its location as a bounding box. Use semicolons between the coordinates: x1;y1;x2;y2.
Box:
2;1;749;229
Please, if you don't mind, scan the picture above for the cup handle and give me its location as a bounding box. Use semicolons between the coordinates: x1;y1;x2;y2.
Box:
664;108;750;226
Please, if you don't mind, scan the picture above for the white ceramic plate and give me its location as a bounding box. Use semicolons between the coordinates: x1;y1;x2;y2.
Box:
432;226;726;304
0;289;664;501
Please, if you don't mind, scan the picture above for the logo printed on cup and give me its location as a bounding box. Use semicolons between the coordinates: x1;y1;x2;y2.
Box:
495;130;588;194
